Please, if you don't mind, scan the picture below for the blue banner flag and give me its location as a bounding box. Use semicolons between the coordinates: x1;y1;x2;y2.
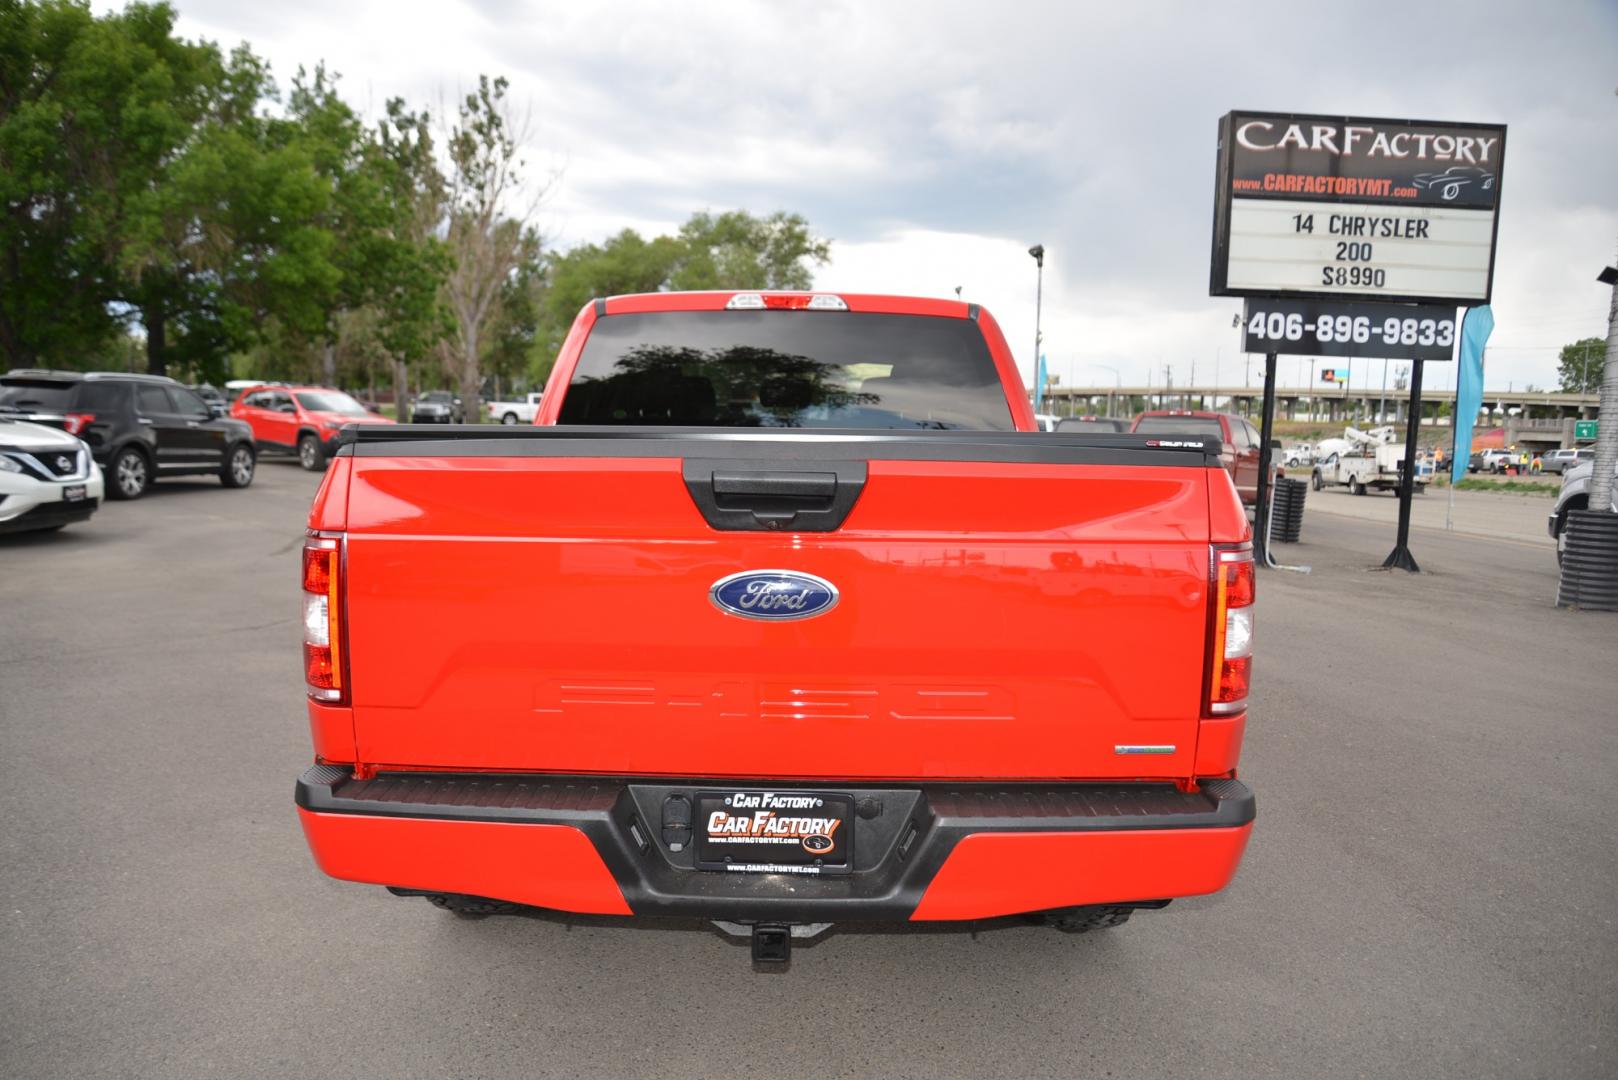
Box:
1452;305;1494;484
1035;352;1048;412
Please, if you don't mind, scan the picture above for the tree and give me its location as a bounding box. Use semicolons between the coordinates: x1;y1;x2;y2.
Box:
442;75;543;423
0;0;240;370
482;252;542;400
1558;337;1605;393
531;210;831;379
535;228;683;357
125;49;340;380
671;210;830;290
373;98;451;412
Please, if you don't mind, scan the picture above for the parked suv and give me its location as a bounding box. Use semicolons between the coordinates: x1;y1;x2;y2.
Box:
0;370;256;499
0;417;105;534
409;390;463;424
230;385;394;470
1130;410;1278;505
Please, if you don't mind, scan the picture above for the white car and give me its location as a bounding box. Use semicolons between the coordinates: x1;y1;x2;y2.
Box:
487;392;544;425
0;418;105;535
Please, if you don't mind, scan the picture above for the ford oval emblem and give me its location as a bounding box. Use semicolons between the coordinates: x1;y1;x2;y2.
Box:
710;570;839;621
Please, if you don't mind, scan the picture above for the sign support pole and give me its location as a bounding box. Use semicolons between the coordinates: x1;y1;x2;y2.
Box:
1254;351;1279;568
1383;357;1426;572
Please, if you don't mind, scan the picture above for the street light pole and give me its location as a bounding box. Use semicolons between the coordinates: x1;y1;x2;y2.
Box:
1091;364;1122;418
1028;245;1045;412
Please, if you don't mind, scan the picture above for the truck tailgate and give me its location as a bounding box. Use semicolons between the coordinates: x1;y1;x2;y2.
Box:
337;431;1215;781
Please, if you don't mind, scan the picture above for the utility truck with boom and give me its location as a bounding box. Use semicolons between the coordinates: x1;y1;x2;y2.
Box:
292;291;1258;962
1311;425;1426;496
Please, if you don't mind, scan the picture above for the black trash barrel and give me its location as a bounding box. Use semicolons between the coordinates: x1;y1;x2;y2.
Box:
1557;510;1618;611
1270;478;1308;543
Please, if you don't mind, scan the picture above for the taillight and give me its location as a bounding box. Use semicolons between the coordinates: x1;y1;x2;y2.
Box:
725;293;848;311
63;412;96;435
302;535;345;703
1206;545;1254;716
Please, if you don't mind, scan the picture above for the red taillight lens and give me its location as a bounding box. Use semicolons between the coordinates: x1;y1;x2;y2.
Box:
302;537;344;702
63;412;96;435
1207;546;1254;715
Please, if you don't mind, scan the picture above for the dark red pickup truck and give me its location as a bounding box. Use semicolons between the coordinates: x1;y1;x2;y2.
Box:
294;291;1256;959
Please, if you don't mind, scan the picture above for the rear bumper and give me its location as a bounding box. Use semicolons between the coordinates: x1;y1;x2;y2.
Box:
296;767;1255;922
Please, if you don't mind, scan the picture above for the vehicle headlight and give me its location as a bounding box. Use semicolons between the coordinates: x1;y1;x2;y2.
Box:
0;454;22;473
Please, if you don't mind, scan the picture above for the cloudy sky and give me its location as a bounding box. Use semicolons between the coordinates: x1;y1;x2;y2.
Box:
166;0;1617;393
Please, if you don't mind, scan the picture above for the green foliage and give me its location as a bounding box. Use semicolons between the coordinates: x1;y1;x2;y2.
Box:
1;3;450;384
1557;337;1606;394
671;210;830;291
2;6;829;399
533;211;831;376
0;0;218;366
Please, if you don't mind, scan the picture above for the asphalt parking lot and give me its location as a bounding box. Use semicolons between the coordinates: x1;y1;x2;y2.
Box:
3;464;1615;1080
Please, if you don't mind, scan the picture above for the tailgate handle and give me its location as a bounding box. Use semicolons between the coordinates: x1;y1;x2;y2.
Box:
683;459;867;532
712;471;837;499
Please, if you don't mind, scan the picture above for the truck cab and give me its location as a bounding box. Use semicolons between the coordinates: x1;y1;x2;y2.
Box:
1131;410;1270;505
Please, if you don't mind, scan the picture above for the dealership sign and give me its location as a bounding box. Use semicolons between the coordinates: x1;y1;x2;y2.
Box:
1243;299;1458;361
1211;112;1506;305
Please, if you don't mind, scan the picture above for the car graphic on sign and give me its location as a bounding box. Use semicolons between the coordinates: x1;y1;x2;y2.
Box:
1412;166;1496;202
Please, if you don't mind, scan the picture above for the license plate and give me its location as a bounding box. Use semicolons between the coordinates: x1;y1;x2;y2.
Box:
694;790;853;875
62;484;86;503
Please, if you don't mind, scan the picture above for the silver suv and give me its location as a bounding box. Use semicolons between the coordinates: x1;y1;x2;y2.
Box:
1549;458;1618;563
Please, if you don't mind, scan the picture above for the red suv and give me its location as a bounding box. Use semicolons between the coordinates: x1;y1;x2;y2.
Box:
230;386;394;470
1131;410;1278;505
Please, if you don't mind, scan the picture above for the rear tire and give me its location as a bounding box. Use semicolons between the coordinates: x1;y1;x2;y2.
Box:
1350;477;1366;496
501;411;518;425
1042;905;1134;933
1311;470;1323;491
297;433;325;471
108;446;151;500
220;443;256;488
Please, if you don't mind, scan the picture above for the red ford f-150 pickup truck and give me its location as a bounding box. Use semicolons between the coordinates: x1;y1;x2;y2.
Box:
294;291;1256;960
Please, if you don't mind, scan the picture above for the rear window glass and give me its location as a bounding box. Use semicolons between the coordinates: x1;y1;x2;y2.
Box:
558;310;1014;430
1134;416;1225;439
79;382;129;410
1055;418;1125;433
0;379;78;410
294;391;369;416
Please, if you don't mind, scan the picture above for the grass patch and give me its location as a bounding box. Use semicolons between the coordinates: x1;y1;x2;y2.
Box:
1437;477;1560;496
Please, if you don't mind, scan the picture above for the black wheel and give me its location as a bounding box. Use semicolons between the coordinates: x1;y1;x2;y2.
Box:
1311;470;1323;491
1350;477;1366;496
297;433;326;471
501;411;519;425
108;446;151;500
220;443;256;488
1042;905;1135;934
